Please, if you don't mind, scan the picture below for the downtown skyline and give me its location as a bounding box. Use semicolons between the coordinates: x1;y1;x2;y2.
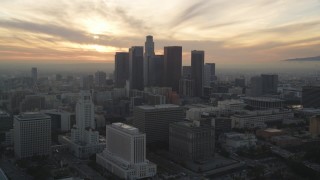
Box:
0;0;320;64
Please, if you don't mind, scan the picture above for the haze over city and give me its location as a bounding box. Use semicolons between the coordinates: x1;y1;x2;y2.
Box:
2;1;320;180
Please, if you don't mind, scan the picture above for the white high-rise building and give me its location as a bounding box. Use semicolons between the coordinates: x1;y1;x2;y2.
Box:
144;35;155;87
14;112;51;159
59;91;105;158
96;123;157;180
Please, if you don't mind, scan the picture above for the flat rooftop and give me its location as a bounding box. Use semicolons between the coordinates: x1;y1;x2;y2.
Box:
0;110;9;116
263;128;283;133
137;104;180;110
243;97;284;102
112;122;140;134
16;112;50;120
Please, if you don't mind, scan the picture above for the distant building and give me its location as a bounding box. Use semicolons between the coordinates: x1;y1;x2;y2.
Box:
114;52;129;88
219;132;257;151
19;95;46;112
182;66;191;79
256;128;285;139
243;97;284;110
213;117;232;136
302;86;320;108
179;79;194;97
31;67;37;83
81;75;94;90
249;76;262;97
249;74;278;96
144;35;155;87
309;115;320;138
96;123;157;180
235;78;245;88
204;63;215;87
42;109;75;132
191;50;204;97
133;104;185;144
271;135;302;147
0;110;12;132
14;112;51;159
0;110;12;143
94;71;107;87
232;110;294;129
169;119;215;162
149;55;164;87
129;46;144;90
164;46;182;92
59;91;105;158
261;74;278;95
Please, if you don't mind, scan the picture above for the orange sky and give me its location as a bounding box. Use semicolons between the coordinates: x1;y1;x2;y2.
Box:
0;0;320;64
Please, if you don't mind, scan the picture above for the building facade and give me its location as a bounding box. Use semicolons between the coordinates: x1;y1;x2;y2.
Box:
96;123;156;180
191;50;204;97
309;115;320;138
114;52;129;88
14;112;51;159
204;63;215;87
169;119;215;162
144;35;155;87
94;71;107;87
164;46;182;92
129;46;144;90
302;86;320;108
59;91;105;158
133;104;185;144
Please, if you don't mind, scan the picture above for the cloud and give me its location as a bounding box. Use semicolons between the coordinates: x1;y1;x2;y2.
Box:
170;0;210;28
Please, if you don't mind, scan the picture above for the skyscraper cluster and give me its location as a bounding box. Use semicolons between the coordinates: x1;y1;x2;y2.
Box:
114;36;215;98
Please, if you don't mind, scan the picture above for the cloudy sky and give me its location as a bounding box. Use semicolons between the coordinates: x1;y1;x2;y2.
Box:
0;0;320;64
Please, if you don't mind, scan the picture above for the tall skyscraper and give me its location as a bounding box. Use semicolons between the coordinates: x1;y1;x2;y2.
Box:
204;63;215;87
14;112;51;159
149;55;164;86
191;50;204;97
31;67;37;83
96;123;157;179
144;35;155;87
114;52;129;88
261;74;278;95
302;86;320;108
94;71;106;87
164;46;182;92
133;104;185;144
129;46;144;90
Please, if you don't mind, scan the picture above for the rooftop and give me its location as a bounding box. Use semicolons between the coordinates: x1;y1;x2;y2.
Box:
0;110;9;116
112;123;140;134
243;97;284;102
16;112;50;120
263;128;283;133
138;104;180;110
